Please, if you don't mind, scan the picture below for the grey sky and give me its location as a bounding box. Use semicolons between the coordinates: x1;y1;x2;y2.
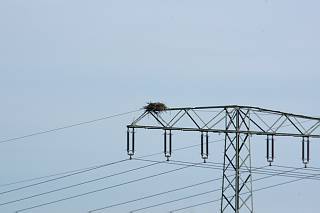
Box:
0;0;319;212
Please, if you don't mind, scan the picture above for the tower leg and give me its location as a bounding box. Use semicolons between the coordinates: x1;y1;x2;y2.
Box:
221;108;253;213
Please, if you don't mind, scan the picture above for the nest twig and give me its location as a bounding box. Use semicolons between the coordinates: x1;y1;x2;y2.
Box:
144;102;167;114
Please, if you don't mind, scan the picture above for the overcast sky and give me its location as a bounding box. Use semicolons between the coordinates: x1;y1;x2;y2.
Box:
1;0;320;213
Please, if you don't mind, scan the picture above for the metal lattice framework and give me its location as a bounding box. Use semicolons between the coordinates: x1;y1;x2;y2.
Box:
126;105;320;213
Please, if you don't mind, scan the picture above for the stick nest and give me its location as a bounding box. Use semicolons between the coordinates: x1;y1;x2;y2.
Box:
144;102;167;113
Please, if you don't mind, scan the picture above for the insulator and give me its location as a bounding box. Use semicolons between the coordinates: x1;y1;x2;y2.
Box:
127;128;129;153
302;137;310;167
127;127;135;159
169;130;172;160
206;133;209;157
164;130;172;161
164;130;166;155
201;132;203;157
266;135;274;166
201;132;209;162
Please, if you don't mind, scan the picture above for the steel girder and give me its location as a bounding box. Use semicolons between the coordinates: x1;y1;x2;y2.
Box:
127;105;320;138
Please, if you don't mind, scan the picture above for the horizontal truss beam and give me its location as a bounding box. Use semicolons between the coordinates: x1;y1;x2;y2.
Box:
128;105;320;139
126;125;320;138
165;105;320;121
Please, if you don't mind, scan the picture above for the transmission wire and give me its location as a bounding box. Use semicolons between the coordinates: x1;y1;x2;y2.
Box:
0;109;141;144
14;161;201;212
170;167;319;212
128;166;304;212
0;138;224;190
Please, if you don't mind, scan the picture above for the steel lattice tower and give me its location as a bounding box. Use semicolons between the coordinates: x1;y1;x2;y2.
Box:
221;108;253;213
126;105;320;213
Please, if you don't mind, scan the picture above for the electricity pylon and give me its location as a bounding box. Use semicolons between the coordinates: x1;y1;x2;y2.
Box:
126;105;320;213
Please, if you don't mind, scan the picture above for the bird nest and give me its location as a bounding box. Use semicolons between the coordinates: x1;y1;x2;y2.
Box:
144;102;167;113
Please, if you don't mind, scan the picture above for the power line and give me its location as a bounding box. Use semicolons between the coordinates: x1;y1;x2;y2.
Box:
192;161;320;181
130;188;220;213
0;159;128;195
0;138;224;189
14;161;201;212
0;165;99;188
5;133;318;192
4;142;316;205
170;169;320;212
88;163;269;213
206;161;320;172
3;137;317;210
2;157;252;206
0;161;160;206
138;139;224;159
0;109;141;144
6;160;219;208
86;159;318;212
204;161;320;179
272;164;320;172
136;158;320;181
12;158;318;212
88;179;219;213
125;163;320;213
170;159;320;179
170;198;218;213
0;139;225;205
128;166;304;212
